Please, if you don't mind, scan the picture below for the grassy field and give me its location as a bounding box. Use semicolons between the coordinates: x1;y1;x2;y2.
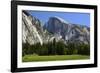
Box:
22;55;90;62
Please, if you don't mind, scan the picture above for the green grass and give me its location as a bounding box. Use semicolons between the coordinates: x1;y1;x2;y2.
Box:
22;55;90;62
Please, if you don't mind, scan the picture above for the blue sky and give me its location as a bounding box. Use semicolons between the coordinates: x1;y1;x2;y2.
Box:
27;10;90;27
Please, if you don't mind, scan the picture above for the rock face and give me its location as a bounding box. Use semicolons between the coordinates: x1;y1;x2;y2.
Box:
22;11;53;45
22;11;44;45
22;11;90;45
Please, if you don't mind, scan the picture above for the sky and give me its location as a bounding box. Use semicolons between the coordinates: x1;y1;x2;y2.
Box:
27;10;90;27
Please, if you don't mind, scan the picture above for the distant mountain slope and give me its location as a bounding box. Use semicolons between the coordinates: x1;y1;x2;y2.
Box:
44;16;90;44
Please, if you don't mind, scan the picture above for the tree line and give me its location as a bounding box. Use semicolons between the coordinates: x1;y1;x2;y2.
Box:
22;39;90;56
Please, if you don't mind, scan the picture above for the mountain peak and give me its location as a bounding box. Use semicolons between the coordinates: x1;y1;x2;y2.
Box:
49;16;69;24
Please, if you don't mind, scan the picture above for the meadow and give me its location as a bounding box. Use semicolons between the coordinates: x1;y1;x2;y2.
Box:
22;55;90;62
